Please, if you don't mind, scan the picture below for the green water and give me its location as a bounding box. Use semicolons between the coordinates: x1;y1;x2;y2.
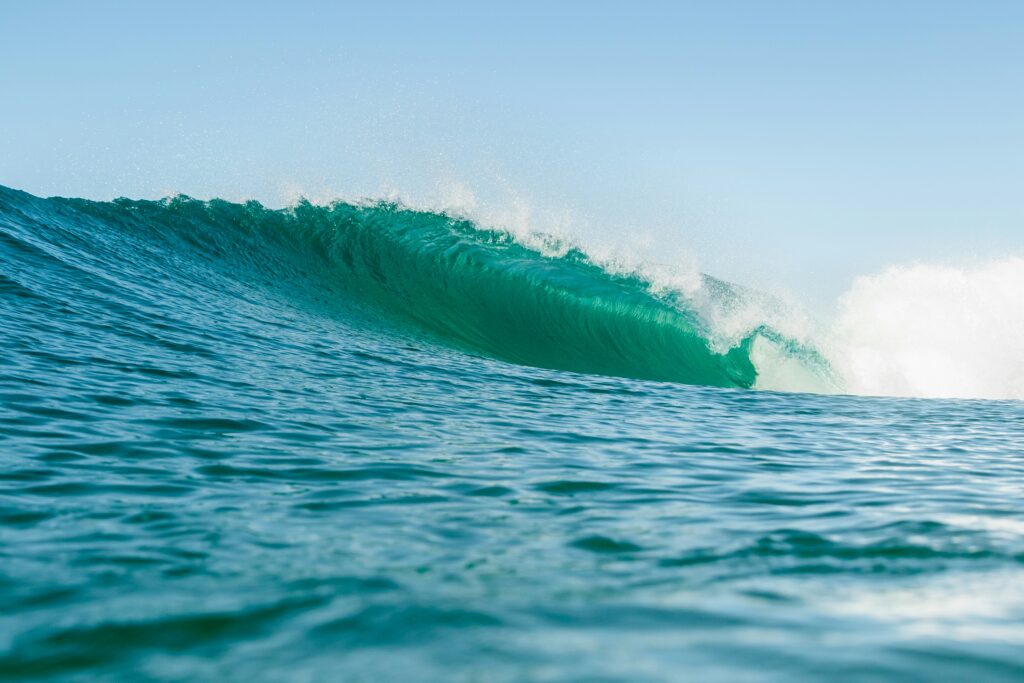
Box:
1;185;1022;681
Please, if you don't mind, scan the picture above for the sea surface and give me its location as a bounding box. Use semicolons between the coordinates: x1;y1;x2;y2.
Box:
1;185;1023;682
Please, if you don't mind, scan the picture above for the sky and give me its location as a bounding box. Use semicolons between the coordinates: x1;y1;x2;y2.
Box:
1;1;1022;307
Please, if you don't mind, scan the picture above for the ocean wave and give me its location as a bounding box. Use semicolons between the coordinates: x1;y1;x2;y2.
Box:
1;185;837;392
4;184;1019;399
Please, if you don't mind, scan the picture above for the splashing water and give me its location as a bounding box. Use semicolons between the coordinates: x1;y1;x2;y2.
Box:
829;259;1024;399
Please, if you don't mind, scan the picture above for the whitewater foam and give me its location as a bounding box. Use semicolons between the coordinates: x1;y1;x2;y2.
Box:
828;258;1024;400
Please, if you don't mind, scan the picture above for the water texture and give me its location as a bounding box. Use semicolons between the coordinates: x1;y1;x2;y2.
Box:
1;185;1023;682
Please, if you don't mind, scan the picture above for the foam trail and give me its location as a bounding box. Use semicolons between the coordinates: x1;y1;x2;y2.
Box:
828;258;1024;400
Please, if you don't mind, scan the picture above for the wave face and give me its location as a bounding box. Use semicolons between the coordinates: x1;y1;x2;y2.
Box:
0;185;832;391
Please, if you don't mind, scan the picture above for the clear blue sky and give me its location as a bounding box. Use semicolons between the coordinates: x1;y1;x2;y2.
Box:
2;1;1021;305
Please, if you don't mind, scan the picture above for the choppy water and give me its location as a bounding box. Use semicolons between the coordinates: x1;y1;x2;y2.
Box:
2;185;1023;682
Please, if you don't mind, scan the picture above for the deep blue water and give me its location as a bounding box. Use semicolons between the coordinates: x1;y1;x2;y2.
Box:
2;185;1023;682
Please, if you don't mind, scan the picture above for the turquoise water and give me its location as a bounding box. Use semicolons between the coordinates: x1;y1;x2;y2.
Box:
1;185;1023;681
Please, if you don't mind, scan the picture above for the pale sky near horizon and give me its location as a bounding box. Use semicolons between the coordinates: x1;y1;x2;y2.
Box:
2;1;1022;308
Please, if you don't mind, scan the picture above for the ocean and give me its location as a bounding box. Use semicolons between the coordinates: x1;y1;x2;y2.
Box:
1;184;1022;681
